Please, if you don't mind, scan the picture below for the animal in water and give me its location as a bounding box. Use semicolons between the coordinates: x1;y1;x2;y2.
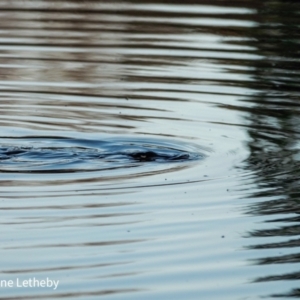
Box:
0;147;192;164
128;151;189;162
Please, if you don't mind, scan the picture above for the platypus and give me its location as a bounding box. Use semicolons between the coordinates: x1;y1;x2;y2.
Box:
129;151;159;162
129;151;189;162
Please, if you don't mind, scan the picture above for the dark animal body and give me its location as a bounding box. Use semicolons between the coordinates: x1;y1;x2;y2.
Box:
128;151;190;162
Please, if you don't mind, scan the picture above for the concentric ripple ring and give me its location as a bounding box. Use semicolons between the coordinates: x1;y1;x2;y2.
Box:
0;136;207;174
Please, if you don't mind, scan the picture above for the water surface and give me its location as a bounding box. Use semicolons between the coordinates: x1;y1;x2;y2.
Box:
0;0;299;299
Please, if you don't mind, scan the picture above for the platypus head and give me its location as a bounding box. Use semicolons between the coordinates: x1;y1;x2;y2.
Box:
129;151;158;162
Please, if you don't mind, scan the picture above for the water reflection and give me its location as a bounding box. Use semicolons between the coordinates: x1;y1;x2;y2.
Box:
234;1;300;298
1;0;300;299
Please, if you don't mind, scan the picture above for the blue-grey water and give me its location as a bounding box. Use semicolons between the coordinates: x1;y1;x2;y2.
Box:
0;1;299;299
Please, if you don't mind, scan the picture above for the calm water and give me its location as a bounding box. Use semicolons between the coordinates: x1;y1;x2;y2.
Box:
0;1;299;299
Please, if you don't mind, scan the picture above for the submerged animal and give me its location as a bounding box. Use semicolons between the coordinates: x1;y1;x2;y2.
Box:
0;137;199;174
128;151;190;162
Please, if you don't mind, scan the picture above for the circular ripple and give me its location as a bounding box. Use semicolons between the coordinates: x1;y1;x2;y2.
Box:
0;136;205;174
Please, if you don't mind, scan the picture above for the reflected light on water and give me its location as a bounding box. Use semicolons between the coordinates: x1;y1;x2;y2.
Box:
0;0;299;299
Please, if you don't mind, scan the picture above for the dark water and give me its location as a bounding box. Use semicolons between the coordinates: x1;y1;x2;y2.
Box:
0;0;299;299
0;136;201;173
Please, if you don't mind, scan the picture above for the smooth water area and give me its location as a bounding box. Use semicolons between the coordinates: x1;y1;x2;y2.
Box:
0;1;299;299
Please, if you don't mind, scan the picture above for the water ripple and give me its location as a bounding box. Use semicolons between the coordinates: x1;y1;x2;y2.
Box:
0;0;299;299
0;136;202;173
